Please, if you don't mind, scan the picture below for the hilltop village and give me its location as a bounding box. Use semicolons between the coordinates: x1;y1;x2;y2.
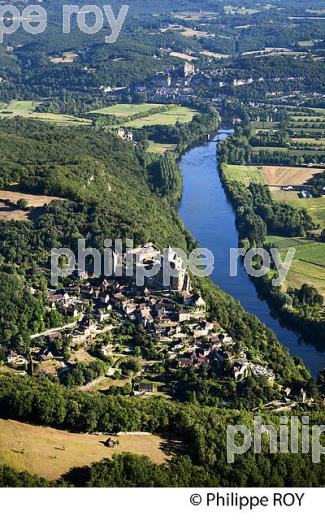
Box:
6;242;278;399
102;59;325;109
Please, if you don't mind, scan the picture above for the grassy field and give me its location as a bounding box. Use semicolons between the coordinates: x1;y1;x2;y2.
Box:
200;51;230;59
298;40;316;47
242;48;302;57
0;419;172;481
310;107;325;115
173;11;217;20
49;52;78;64
0;188;62;207
0;100;91;126
290;121;325;128
69;348;97;365
0;187;62;221
267;235;325;297
91;103;199;129
147;141;177;154
251;121;278;130
269;187;300;202
90;103;165;117
6;100;41;111
270;188;325;228
182;28;209;38
224;6;261;15
276;106;325;117
292;137;325;145
0;202;30;222
252;146;288;153
0;112;91;125
261;166;322;186
290;127;325;134
169;51;197;61
222;164;264;185
287;197;325;229
160;23;185;33
118;106;199;128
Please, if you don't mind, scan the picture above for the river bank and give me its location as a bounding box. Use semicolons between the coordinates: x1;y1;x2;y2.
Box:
218;160;325;347
178;128;325;377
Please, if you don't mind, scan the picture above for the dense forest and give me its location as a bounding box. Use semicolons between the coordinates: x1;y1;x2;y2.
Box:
1;372;325;487
0;118;191;260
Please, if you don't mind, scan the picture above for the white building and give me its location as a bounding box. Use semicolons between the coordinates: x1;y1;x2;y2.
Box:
117;128;133;141
184;62;195;78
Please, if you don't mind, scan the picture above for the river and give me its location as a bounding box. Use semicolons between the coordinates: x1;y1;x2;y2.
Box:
178;128;325;377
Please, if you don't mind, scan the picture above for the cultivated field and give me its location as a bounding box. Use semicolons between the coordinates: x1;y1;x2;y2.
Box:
49;52;78;64
169;52;197;61
0;419;172;481
251;120;278;130
90;103;164;117
252;146;288;153
119;106;199;128
310;107;325;115
182;28;209;38
242;48;302;57
0;100;91;126
200;51;230;59
173;11;217;20
291;137;325;145
224;6;261;15
222;164;264;185
261;166;323;186
267;235;325;297
147;141;177;154
1;100;41;113
8;112;91;126
159;24;185;33
290;128;325;135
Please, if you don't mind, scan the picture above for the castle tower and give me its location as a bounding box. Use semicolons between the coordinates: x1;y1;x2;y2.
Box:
184;62;195;78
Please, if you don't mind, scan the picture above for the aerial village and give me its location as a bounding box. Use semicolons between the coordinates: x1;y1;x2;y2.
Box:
6;242;276;396
100;58;325;110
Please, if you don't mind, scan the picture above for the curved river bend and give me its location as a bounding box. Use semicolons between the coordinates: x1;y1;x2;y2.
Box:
178;128;325;377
